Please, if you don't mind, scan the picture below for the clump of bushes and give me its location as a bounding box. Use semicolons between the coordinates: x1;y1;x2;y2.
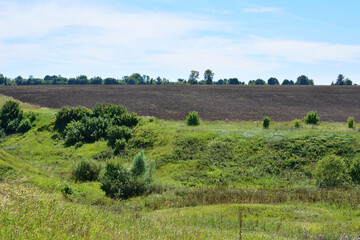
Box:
304;111;319;124
0;100;36;135
54;103;140;152
186;111;200;126
294;119;301;128
262;117;270;129
73;160;101;182
100;151;154;199
54;106;92;133
348;117;355;129
349;157;360;184
314;155;350;188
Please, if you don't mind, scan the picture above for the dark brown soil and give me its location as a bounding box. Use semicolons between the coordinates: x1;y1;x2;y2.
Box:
0;85;359;122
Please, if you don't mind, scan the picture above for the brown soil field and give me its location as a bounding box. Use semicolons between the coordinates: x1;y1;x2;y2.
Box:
0;85;359;122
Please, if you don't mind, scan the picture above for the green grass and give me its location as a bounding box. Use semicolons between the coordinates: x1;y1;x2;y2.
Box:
1;95;360;239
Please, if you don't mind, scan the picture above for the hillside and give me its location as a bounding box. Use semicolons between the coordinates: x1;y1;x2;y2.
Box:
1;96;360;239
0;85;359;122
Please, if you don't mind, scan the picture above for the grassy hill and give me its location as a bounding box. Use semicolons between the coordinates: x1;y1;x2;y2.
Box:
1;95;360;239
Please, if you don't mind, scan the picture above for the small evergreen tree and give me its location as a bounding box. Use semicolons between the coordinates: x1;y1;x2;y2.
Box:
304;111;319;124
186;111;200;126
262;117;270;129
348;117;355;129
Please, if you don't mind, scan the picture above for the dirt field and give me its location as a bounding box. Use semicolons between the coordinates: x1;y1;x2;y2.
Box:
0;85;359;122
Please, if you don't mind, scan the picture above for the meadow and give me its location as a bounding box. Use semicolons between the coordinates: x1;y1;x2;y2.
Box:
1;94;360;239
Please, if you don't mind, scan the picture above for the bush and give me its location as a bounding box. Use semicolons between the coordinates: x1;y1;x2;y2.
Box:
294;119;301;128
0;100;23;134
17;118;32;133
186;111;200;126
107;125;132;147
314;155;350;188
113;112;139;128
350;157;360;184
64;117;109;146
114;139;126;154
100;151;154;199
92;103;127;118
262;117;270;129
73;160;101;182
304;111;319;124
0;128;4;138
348;117;355;129
54;106;92;133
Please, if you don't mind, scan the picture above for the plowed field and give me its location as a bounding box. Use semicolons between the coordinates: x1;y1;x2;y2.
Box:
0;85;359;122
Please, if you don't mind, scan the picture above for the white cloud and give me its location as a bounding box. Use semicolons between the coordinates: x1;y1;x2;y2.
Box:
0;0;360;83
243;7;283;13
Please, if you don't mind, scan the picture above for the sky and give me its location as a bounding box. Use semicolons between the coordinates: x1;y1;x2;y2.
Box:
1;0;360;85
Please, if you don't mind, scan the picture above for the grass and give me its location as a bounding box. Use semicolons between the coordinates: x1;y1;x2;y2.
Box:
1;95;360;239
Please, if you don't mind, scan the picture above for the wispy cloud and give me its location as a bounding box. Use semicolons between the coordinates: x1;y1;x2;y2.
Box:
243;7;283;13
0;0;359;84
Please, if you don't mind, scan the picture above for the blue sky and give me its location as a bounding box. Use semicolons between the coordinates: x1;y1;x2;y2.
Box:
1;0;360;84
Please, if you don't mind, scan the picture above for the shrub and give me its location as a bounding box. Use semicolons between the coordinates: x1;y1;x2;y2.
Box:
349;157;360;184
73;160;101;182
114;139;126;154
17;118;32;133
92;102;127;118
186;111;200;126
304;111;319;124
348;117;355;129
132;150;146;176
314;155;350;188
54;106;92;133
262;117;270;129
101;151;154;199
61;184;73;196
6;119;20;134
107;125;132;147
113;112;139;128
64;117;109;146
0;128;4;138
0;100;23;134
294;119;301;128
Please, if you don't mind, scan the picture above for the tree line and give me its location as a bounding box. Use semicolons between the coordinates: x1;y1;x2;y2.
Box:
0;71;355;86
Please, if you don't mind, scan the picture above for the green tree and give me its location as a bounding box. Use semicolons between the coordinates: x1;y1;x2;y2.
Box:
335;74;345;85
314;155;350;188
204;69;214;85
267;77;279;85
344;78;353;85
296;75;313;85
188;70;199;85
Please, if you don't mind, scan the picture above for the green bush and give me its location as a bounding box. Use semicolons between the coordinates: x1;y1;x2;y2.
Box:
114;139;126;154
0;128;4;138
54;106;92;133
100;151;154;199
64;117;109;146
17;118;32;133
294;119;301;128
262;117;270;128
348;117;355;129
73;160;101;182
314;155;350;188
92;102;127;118
0;100;23;134
349;157;360;184
186;111;200;126
107;125;132;147
304;111;319;124
113;112;139;128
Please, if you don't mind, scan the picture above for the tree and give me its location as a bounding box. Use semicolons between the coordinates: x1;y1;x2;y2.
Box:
281;79;294;85
216;79;224;85
229;78;239;85
344;78;352;85
104;78;118;85
335;74;345;85
249;79;266;85
188;70;199;85
204;69;214;85
296;75;313;85
267;77;279;85
90;76;103;85
127;73;142;85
